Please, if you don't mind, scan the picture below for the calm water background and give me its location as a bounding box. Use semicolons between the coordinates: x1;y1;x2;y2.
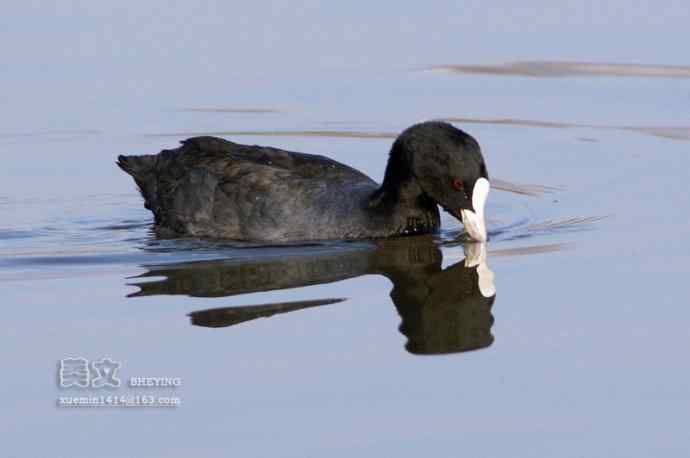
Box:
2;2;690;457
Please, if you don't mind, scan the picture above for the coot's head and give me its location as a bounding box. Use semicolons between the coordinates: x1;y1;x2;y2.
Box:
392;121;490;242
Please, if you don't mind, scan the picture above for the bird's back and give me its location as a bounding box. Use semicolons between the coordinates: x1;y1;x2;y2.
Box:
118;136;378;240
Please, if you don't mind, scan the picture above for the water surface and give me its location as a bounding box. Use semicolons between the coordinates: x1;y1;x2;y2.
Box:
2;2;690;457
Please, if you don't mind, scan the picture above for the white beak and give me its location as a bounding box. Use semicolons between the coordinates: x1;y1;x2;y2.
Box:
460;177;490;242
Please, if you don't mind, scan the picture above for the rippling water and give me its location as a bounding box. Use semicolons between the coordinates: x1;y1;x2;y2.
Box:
3;2;690;457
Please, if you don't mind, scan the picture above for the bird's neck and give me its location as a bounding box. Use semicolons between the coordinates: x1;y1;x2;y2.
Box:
368;156;440;235
372;149;417;205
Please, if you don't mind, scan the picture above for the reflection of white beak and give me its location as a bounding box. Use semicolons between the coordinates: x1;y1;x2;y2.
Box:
463;242;495;298
460;177;490;242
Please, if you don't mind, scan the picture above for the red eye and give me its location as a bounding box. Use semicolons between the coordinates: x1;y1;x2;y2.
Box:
452;178;464;191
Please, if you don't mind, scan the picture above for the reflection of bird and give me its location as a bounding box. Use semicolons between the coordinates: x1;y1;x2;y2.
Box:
128;238;496;356
118;122;490;242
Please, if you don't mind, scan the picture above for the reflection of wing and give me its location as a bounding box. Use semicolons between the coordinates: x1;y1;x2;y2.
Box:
127;237;442;298
189;298;345;328
128;249;373;298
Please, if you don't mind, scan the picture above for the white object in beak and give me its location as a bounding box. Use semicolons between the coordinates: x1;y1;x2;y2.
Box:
460;177;490;242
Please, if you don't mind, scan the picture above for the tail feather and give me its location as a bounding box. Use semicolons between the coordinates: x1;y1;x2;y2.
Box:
117;154;157;178
117;154;160;216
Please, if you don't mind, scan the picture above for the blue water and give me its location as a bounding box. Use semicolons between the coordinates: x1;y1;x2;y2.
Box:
2;2;690;457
